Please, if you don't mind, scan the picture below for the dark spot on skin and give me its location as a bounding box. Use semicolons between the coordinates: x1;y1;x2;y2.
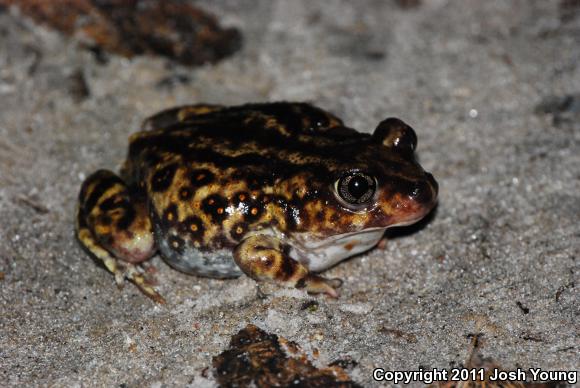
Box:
295;278;306;289
231;221;248;240
233;191;250;206
99;233;114;246
280;256;297;280
246;205;262;221
116;206;136;230
168;235;185;254
179;187;193;201
163;204;179;226
99;195;127;211
315;211;324;222
83;173;124;212
151;163;177;192
99;214;112;226
190;169;214;187
181;215;204;240
202;194;227;221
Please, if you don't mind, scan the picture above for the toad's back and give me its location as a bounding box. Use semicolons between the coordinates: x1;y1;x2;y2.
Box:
123;103;368;246
125;102;364;178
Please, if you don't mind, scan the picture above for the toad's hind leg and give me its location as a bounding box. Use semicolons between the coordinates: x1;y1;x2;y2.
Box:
233;235;343;298
141;104;225;130
76;170;164;303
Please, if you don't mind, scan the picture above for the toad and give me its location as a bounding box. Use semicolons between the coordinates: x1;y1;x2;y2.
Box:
76;102;438;303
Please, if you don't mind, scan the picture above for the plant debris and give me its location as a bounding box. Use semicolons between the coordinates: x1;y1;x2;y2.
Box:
1;0;242;66
213;324;361;387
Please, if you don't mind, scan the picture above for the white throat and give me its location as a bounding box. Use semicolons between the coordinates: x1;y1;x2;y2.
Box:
288;228;387;272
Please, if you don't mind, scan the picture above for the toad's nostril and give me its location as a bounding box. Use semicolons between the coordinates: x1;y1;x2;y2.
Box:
409;176;437;204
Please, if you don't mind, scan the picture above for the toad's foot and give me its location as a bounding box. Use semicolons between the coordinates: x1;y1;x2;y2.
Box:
234;234;342;298
76;170;164;304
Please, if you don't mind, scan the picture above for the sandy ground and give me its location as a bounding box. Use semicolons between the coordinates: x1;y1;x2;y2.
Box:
0;1;578;386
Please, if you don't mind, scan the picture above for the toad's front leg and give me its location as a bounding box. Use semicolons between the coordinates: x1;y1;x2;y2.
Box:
233;235;342;298
76;170;164;303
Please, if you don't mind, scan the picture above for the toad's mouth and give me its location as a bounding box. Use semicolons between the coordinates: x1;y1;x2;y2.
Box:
388;211;431;228
293;227;388;249
289;209;428;251
288;227;388;272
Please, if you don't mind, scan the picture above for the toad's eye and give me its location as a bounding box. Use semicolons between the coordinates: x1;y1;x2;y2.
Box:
335;172;377;205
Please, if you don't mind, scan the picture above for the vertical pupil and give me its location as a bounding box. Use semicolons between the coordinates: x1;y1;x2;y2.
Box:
348;175;369;199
